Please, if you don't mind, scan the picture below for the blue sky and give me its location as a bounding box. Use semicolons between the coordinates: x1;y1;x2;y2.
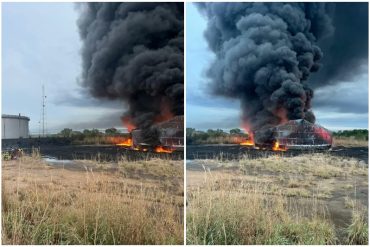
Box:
2;3;368;135
186;3;368;131
2;3;124;134
186;3;240;130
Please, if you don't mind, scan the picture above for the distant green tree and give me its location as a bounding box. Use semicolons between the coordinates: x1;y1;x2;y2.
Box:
83;129;92;136
72;131;83;136
216;129;224;135
71;131;84;140
207;129;225;137
206;129;214;135
230;128;242;134
186;128;196;136
333;129;368;140
82;129;101;137
59;128;73;138
105;128;118;135
91;129;101;137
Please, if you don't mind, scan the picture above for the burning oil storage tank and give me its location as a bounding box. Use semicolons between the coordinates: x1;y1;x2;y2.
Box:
254;119;332;150
156;115;184;148
132;115;184;149
2;114;30;139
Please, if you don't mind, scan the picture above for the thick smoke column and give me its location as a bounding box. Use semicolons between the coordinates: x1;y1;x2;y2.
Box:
77;3;183;144
310;3;368;88
197;3;334;131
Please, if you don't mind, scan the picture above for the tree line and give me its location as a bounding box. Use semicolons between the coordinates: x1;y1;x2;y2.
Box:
332;129;368;140
57;128;122;138
186;128;248;145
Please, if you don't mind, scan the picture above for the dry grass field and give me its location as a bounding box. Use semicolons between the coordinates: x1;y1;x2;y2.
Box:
187;154;368;245
333;137;368;147
2;151;183;244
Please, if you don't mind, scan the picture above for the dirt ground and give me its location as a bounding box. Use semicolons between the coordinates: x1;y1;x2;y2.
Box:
187;154;368;243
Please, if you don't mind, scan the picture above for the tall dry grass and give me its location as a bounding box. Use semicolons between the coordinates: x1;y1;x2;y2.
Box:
333;137;368;147
346;202;369;245
2;155;183;244
187;153;368;245
239;153;368;179
187;172;336;245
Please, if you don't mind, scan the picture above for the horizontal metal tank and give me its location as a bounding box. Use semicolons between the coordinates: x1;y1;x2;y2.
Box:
2;114;30;139
131;115;184;149
254;119;332;150
156;115;184;147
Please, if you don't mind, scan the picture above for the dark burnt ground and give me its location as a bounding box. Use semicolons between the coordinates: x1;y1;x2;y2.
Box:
186;144;368;164
22;145;183;161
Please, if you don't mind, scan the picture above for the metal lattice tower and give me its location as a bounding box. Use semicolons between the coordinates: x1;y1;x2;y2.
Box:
41;85;47;137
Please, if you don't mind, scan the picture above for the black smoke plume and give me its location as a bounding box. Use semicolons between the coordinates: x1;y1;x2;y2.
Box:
77;2;183;144
310;3;368;88
197;3;336;131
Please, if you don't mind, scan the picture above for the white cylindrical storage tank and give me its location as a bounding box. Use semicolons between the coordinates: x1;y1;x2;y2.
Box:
2;114;30;139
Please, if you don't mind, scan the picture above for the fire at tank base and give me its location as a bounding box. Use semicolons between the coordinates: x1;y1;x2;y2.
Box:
240;119;333;151
115;115;184;154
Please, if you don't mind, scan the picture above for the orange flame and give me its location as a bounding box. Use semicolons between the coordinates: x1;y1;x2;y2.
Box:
122;116;136;132
154;146;174;153
272;140;287;151
154;99;174;124
240;138;255;146
116;138;132;147
240;122;255;146
107;136;132;147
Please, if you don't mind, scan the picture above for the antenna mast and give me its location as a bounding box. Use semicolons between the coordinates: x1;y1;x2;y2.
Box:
42;85;47;137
